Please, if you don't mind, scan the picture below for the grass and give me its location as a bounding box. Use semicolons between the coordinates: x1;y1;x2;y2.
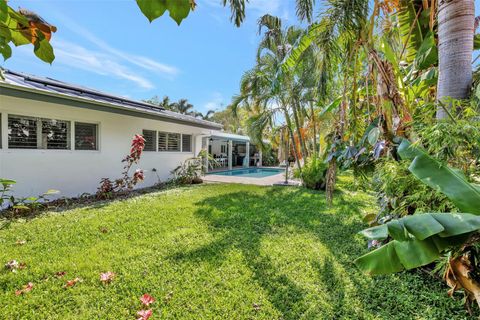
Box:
0;178;473;319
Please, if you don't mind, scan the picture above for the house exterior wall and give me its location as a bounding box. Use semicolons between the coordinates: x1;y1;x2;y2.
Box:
0;93;211;198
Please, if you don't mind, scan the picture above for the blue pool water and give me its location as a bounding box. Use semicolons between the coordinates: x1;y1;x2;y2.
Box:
208;168;285;178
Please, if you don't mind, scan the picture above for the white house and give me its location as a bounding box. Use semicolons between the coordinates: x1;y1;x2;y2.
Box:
0;69;258;198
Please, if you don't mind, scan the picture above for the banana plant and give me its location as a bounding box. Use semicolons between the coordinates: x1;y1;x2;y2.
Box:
355;139;480;309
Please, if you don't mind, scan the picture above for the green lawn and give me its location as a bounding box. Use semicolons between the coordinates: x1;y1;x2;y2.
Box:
0;179;472;319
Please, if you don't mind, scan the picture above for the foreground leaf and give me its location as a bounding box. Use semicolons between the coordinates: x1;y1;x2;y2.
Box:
136;0;194;25
398;139;480;214
356;213;480;274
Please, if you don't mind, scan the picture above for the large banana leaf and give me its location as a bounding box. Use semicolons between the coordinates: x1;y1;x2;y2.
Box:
355;213;480;275
397;0;424;63
398;139;480;215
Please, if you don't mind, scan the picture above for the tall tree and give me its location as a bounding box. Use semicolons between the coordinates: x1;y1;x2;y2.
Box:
436;0;475;119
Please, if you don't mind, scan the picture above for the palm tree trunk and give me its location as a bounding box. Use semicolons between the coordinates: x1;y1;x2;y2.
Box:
283;107;302;172
437;0;475;119
292;101;308;160
310;102;317;157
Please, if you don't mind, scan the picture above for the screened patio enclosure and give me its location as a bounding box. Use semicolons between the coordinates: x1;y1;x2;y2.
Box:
201;132;262;172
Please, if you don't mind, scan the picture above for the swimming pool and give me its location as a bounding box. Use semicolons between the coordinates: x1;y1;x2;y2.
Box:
208;168;285;178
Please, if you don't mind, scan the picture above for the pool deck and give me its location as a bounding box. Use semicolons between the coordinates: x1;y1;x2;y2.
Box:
203;167;299;186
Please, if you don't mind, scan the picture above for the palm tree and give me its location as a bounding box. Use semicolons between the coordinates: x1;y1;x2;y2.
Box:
196;110;216;120
436;0;475;119
172;99;195;115
144;95;176;111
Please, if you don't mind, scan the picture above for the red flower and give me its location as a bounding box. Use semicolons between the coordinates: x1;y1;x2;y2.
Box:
130;135;146;162
136;309;152;320
140;293;155;306
64;277;81;288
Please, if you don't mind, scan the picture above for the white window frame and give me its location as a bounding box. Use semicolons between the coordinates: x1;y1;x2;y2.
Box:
181;134;193;153
74;121;99;151
142;129;157;152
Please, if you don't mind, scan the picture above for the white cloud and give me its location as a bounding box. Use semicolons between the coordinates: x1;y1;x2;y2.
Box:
42;7;179;79
203;91;224;111
54;40;154;90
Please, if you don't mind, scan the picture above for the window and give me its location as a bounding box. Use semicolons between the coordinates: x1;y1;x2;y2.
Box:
167;133;180;151
41;119;70;149
8;115;38;149
158;132;181;152
142;130;156;151
182;134;192;152
75;122;98;150
158;132;167;151
8;115;70;149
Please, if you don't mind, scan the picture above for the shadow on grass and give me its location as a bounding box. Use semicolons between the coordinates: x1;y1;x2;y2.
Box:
169;186;372;319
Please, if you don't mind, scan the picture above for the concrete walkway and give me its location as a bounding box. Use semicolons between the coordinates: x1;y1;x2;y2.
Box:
203;172;299;186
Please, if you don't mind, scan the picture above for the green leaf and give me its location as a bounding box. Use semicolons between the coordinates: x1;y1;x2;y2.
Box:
398;139;480;214
474;34;480;50
413;31;438;70
359;224;388;240
0;179;16;187
33;32;55;64
387;219;409;241
393;238;439;270
398;0;424;62
319;97;341;116
433;213;480;237
355;242;404;275
43;189;60;195
136;0;192;25
0;37;11;60
402;213;444;240
356;213;480;275
282;22;322;71
0;0;8;22
367;127;380;146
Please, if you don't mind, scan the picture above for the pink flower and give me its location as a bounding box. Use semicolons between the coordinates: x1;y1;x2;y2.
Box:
136;309;152;320
100;271;116;284
133;169;145;183
140;293;155;306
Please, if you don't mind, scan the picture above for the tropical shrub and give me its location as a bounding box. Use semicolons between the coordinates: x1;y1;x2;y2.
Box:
371;159;456;225
0;178;58;216
97;135;145;198
171;150;214;185
356;139;480;309
295;156;327;190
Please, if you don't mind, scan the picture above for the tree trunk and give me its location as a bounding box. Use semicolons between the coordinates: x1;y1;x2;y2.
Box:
437;0;475;119
283;107;302;172
292;102;308;161
310;102;317;157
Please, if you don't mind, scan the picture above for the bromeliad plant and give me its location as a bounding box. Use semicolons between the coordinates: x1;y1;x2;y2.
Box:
355;139;480;311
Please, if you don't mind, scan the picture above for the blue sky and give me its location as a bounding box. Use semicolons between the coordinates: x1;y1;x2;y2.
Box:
2;0;300;113
2;1;479;114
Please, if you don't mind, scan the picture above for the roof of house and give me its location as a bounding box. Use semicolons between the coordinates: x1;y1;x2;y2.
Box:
0;69;223;130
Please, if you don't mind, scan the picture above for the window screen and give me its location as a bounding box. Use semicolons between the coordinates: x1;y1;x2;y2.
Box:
182;134;192;152
167;133;180;151
158;132;167;151
158;132;181;152
75;122;98;150
142;130;156;151
41;119;70;149
8;115;39;149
